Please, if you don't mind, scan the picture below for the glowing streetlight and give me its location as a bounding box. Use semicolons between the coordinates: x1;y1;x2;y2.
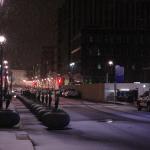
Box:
69;62;76;84
108;60;114;66
23;80;26;83
0;35;6;44
143;84;146;88
106;60;114;83
69;62;75;67
3;60;8;65
4;65;8;69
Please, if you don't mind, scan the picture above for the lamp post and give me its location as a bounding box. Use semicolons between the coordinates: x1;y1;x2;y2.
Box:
69;62;75;84
106;60;114;83
0;35;6;109
9;70;13;92
108;60;117;104
4;64;8;101
106;60;117;103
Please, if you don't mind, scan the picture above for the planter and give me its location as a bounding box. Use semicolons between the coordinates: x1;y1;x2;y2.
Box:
34;106;45;114
36;109;50;120
41;109;70;129
0;110;20;128
18;96;70;129
31;104;41;109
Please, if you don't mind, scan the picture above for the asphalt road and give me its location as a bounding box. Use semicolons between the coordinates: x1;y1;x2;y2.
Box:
12;96;150;150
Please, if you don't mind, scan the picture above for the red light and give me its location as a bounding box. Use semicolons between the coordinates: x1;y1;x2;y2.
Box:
58;79;61;83
32;81;37;87
57;77;64;86
57;78;62;84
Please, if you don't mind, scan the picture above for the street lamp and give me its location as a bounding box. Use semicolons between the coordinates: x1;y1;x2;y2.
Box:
69;62;75;84
4;64;8;99
4;65;8;69
106;60;117;103
106;60;114;83
69;62;75;67
0;36;6;44
0;35;6;109
3;60;8;65
108;60;114;66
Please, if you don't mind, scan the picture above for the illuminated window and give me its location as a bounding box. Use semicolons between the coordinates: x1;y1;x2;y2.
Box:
97;64;101;70
97;49;101;56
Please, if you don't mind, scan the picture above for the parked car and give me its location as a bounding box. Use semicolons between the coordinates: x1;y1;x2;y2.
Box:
117;89;138;102
137;91;150;111
61;89;67;97
12;87;22;94
63;89;81;98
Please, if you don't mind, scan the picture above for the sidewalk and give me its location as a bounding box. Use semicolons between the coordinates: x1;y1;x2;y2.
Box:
0;100;34;150
0;132;34;150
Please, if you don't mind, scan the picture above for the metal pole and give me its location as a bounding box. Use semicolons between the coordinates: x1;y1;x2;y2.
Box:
114;65;116;104
0;44;3;109
106;72;109;83
114;82;117;104
4;68;8;101
10;71;13;92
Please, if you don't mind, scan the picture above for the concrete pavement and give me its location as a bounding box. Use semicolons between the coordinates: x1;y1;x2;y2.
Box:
0;132;34;150
1;96;150;150
0;99;34;150
29;96;150;150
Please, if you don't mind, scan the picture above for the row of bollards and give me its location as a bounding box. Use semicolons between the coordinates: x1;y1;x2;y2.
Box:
20;89;69;129
22;89;60;110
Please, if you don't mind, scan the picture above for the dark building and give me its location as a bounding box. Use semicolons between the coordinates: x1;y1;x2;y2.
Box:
40;46;56;78
58;0;150;83
57;2;70;75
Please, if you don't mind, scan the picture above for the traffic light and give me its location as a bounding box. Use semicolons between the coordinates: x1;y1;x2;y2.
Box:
57;77;64;86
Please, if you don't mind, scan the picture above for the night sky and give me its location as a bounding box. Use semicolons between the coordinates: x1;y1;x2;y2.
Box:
1;0;64;70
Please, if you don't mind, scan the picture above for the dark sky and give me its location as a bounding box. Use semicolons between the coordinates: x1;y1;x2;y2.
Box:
1;0;64;70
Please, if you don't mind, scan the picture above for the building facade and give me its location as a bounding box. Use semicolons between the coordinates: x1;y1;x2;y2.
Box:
40;46;56;78
58;0;150;83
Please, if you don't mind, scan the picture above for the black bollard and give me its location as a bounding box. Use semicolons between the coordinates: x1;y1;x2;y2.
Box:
54;94;60;110
45;94;48;106
37;91;41;102
42;94;44;104
5;93;12;109
48;94;52;108
6;99;11;109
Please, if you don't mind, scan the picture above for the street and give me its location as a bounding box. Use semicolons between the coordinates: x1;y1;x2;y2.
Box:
1;1;150;150
8;96;150;150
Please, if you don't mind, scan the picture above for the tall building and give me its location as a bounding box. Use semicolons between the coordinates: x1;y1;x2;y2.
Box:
58;0;150;83
40;46;56;78
57;2;70;75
